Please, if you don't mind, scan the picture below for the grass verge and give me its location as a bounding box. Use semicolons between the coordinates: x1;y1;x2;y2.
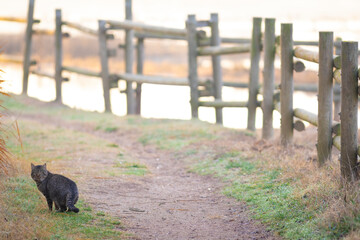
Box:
1;175;127;240
0;98;132;239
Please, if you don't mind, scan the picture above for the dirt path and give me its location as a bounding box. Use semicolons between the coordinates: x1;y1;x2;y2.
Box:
18;108;279;240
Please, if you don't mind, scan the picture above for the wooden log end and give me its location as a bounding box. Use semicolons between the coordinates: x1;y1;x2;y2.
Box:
62;32;70;38
293;60;305;72
294;120;305;132
332;123;341;135
333;55;341;69
106;34;115;40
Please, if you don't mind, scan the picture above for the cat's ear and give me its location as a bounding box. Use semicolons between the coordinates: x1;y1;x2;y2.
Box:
43;163;47;169
31;163;35;170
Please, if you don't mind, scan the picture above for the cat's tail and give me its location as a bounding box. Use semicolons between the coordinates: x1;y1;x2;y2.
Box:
66;191;79;213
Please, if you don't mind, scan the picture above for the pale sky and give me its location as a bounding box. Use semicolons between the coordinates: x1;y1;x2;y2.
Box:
1;0;360;40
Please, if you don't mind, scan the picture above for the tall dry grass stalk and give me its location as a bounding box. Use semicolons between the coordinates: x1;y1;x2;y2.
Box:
0;68;22;176
0;74;12;175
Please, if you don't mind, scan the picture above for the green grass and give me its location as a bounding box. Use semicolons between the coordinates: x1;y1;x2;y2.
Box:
2;175;129;240
108;160;148;176
139;126;216;150
192;151;330;239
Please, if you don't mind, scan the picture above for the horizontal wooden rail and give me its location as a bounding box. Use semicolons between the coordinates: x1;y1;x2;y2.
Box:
62;66;101;77
294;107;340;132
0;17;27;23
294;108;317;126
197;44;251;56
33;29;55;35
31;70;55;79
106;20;187;38
134;32;185;40
198;100;248;108
62;21;98;36
113;73;201;86
0;55;36;65
133;32;252;45
223;82;249;88
294;47;341;68
294;47;319;63
221;37;251;44
293;40;318;46
199;37;252;46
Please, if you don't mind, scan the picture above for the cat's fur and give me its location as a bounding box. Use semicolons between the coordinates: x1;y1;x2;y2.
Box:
31;163;79;213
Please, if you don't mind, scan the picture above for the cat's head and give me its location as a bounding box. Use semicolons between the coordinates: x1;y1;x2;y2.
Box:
31;163;49;183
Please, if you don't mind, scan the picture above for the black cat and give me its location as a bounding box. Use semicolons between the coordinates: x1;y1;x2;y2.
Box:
31;163;79;213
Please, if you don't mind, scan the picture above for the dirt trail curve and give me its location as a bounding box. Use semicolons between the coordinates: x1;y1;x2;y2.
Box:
20;108;279;240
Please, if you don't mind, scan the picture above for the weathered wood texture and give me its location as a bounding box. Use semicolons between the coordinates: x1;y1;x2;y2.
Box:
293;40;319;46
98;20;111;112
262;18;275;139
0;55;36;65
125;0;136;114
198;100;248;108
340;41;359;182
31;70;55;79
33;29;55;35
293;60;305;72
62;66;100;77
247;17;262;131
186;15;199;118
0;17;28;23
294;47;341;69
62;21;98;36
317;32;334;166
294;47;319;63
294;108;317;126
136;37;144;115
210;13;223;124
333;69;341;84
113;74;190;86
22;0;35;95
55;9;63;103
106;20;187;38
280;23;294;146
197;44;250;56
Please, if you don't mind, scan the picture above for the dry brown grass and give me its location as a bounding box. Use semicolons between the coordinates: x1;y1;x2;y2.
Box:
249;127;360;237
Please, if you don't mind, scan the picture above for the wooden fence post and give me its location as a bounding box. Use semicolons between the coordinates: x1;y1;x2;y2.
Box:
210;13;223;124
247;17;262;131
262;18;275;139
340;41;358;182
98;20;112;112
280;23;294;146
317;32;333;166
186;14;199;119
55;9;63;103
22;0;35;95
125;0;136;114
136;37;144;115
334;37;342;121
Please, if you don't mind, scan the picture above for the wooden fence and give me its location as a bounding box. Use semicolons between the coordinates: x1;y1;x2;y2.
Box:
1;0;359;182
